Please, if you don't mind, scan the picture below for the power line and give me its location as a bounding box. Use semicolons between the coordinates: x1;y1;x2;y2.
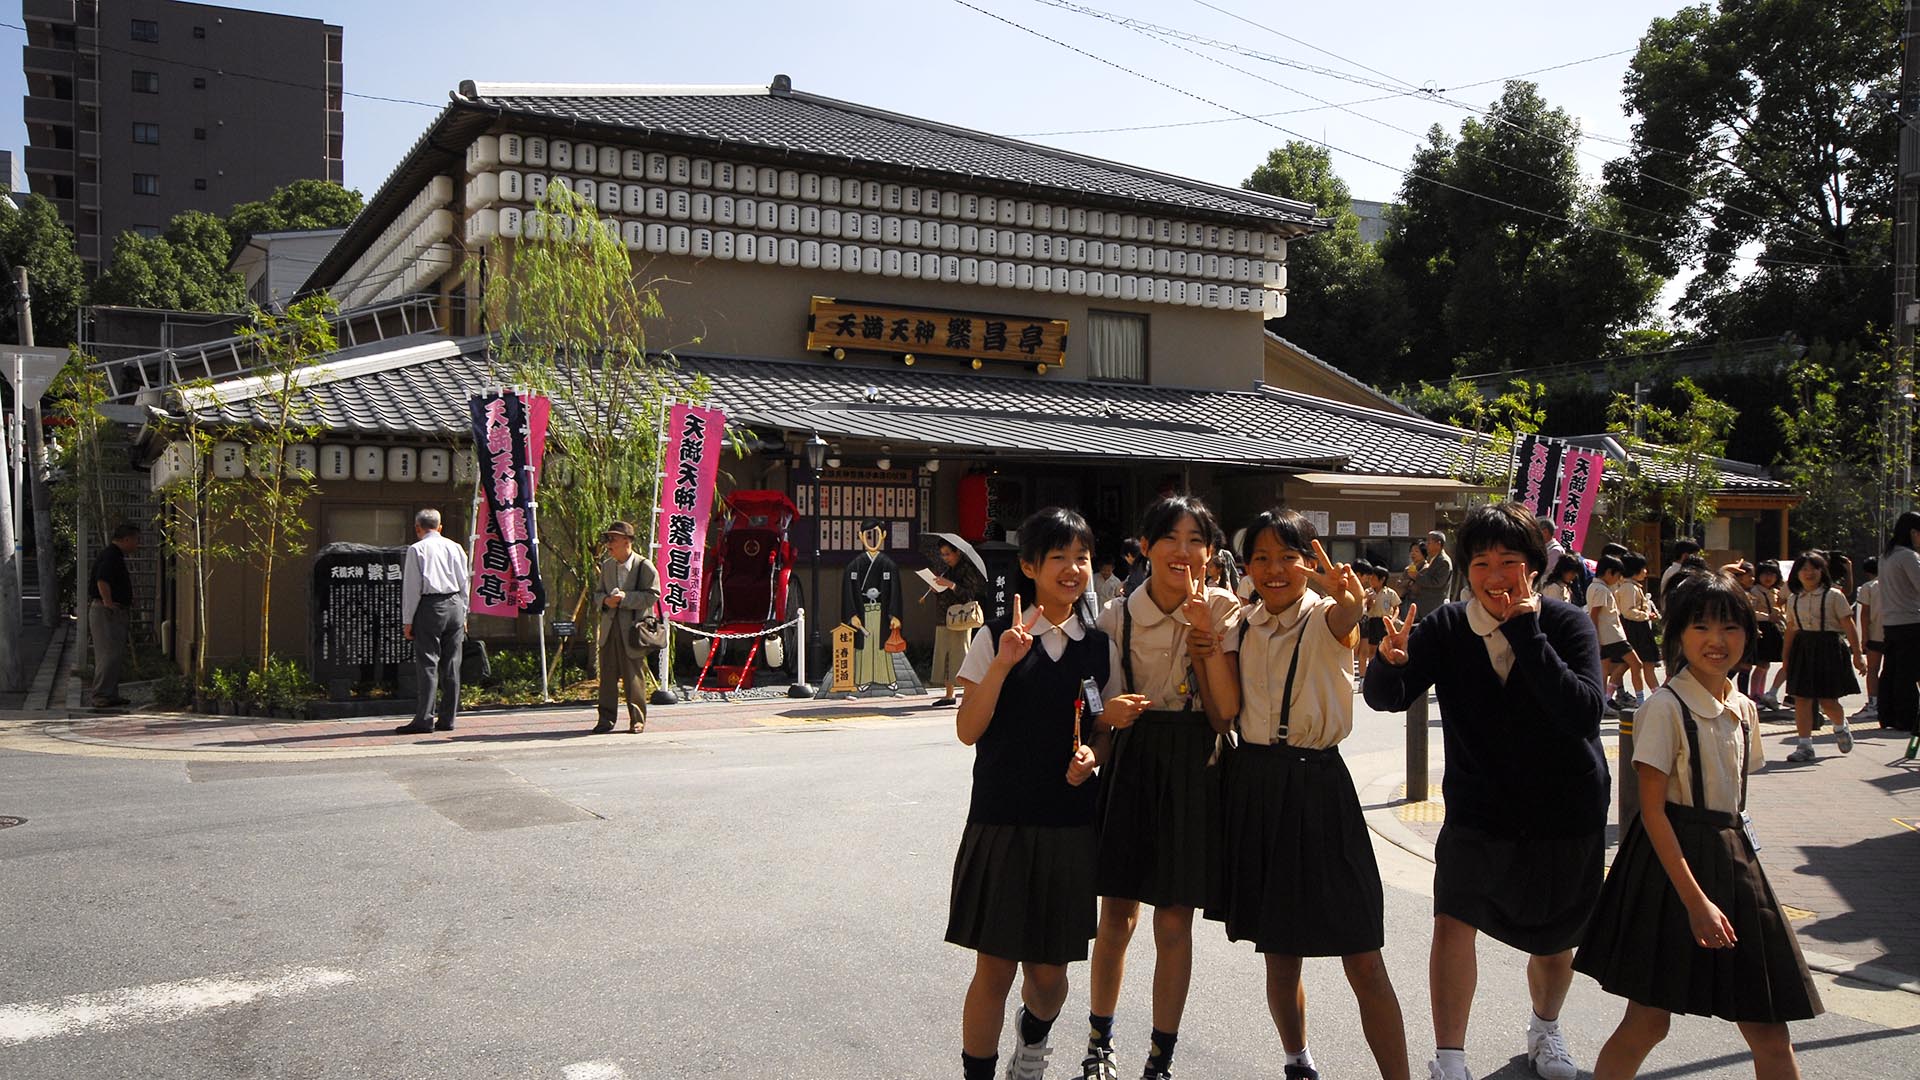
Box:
1165;0;1860;260
1101;8;1860;267
0;20;441;110
953;0;1876;271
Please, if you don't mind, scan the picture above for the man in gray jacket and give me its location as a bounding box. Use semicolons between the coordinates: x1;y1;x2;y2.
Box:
593;521;661;734
1411;528;1455;619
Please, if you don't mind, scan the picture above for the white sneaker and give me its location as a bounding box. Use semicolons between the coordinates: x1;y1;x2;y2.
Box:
1787;743;1816;763
1526;1026;1578;1080
1005;1034;1052;1080
1836;722;1855;754
1428;1060;1473;1080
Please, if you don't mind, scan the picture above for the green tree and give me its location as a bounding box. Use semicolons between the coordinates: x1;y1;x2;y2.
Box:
1379;82;1665;380
0;195;86;347
149;384;237;694
91;211;247;312
226;179;364;253
476;186;691;675
1604;0;1895;344
1399;375;1545;492
1605;377;1738;537
1242;142;1406;382
213;296;335;671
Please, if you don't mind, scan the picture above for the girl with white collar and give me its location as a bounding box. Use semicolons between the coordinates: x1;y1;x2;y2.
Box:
1212;509;1410;1080
1080;495;1242;1080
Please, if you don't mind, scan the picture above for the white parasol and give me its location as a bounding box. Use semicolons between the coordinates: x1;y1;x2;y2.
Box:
925;532;989;579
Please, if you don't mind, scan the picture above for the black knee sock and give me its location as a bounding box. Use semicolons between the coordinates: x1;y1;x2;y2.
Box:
962;1051;997;1080
1018;1006;1055;1047
1146;1028;1178;1071
1088;1012;1115;1051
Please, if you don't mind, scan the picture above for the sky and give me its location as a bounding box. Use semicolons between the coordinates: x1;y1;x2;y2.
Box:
0;0;1692;301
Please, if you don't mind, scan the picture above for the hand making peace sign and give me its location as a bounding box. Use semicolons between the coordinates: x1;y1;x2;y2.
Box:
1308;538;1367;619
1181;562;1222;659
989;593;1043;673
1378;603;1418;666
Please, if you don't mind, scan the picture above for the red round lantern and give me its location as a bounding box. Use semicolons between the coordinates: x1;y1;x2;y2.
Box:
957;472;990;542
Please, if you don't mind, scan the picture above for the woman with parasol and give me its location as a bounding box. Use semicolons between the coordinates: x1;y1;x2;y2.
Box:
925;532;990;707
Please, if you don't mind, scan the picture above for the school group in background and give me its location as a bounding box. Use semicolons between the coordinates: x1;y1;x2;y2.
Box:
937;494;1908;1080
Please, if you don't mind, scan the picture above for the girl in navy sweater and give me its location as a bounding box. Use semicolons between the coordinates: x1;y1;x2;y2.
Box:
1363;501;1608;1080
948;507;1112;1080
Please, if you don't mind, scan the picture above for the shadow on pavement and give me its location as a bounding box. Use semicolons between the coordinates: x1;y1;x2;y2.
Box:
1789;827;1920;976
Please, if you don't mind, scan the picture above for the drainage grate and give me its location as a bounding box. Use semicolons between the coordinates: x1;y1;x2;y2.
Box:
0;816;24;830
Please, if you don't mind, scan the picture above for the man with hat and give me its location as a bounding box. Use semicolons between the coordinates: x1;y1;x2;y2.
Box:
593;520;661;733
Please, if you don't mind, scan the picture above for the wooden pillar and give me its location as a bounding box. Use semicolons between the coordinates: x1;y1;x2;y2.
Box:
1778;507;1791;560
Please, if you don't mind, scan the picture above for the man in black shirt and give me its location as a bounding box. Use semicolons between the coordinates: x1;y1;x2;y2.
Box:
88;523;139;708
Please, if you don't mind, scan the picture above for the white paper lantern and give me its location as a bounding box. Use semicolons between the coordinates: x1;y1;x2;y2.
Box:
420;448;451;484
453;450;477;485
283;443;317;476
212;441;246;478
318;444;351;481
354;446;386;482
386;447;418;482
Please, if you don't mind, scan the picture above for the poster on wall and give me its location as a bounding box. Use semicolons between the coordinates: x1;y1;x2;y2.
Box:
1335;520;1357;536
468;390;550;618
655;403;727;624
1389;512;1411;536
1305;510;1331;535
1368;521;1389;537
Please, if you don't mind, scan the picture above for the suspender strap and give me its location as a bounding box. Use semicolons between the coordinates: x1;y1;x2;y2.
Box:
1122;597;1136;694
1675;695;1751;813
1273;609;1309;744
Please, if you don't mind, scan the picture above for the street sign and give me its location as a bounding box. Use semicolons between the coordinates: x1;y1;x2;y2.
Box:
552;620;576;638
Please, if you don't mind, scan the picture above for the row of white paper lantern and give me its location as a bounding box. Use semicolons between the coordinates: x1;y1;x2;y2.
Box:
153;443;584;492
463;209;1283;314
333;177;456;306
466;133;1283;255
466;171;1285;287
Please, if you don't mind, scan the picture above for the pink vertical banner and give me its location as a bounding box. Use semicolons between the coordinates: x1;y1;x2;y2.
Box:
1553;447;1606;556
655;403;726;624
469;390;552;618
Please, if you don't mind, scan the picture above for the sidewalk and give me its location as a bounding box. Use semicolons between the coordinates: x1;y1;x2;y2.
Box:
1355;700;1920;990
1;688;945;759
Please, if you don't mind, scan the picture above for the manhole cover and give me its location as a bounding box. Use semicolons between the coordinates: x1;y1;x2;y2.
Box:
0;816;24;829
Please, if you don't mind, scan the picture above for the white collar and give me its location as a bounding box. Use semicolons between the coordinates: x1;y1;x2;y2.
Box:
1669;666;1734;718
1245;592;1311;630
1126;581;1188;627
1465;597;1504;638
1026;610;1086;641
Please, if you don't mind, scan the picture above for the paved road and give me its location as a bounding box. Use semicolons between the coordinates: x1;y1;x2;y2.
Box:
4;706;1919;1078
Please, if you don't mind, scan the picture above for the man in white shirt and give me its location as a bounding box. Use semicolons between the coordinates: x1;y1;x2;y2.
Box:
1093;553;1125;609
397;509;470;735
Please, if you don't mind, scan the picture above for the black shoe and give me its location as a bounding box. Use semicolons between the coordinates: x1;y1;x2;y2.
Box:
393;724;434;735
591;719;616;734
933;696;957;707
1283;1065;1320;1080
433;720;455;731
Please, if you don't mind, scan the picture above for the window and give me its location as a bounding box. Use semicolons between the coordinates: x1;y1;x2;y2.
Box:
132;173;159;196
132;123;159;144
132;70;159;93
194;178;207;190
132;224;161;238
192;76;207;90
192;25;206;39
130;19;159;42
193;128;206;140
1087;311;1147;382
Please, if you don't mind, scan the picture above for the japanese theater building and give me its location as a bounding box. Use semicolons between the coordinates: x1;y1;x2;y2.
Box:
134;76;1542;667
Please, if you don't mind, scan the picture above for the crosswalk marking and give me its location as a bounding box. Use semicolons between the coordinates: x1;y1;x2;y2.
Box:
562;1062;630;1080
0;965;356;1046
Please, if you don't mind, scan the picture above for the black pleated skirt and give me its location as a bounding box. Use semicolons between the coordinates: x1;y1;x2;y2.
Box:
1786;630;1858;700
1434;822;1604;955
946;822;1098;964
1754;622;1784;664
1624;619;1661;663
1207;740;1384;956
1093;711;1219;909
1575;805;1822;1022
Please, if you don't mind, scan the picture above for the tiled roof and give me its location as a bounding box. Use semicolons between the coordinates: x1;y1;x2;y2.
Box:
464;79;1322;227
1561;434;1795;496
177;338;1502;479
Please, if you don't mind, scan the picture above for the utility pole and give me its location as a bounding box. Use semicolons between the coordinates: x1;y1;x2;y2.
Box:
1893;0;1920;519
16;268;59;627
0;340;17;691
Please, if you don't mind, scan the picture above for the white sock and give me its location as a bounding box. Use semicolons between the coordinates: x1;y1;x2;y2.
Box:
1797;735;1813;747
1528;1011;1559;1033
1435;1047;1468;1073
1285;1046;1315;1070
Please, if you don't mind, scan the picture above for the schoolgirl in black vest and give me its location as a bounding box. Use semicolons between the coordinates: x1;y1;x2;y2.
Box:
947;508;1111;1080
1082;495;1241;1080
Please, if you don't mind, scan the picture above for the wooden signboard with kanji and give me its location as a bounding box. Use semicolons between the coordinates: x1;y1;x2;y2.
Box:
806;297;1069;370
828;623;858;694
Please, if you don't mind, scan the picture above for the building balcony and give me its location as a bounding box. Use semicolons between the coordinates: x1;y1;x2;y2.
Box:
76;181;98;209
22;45;75;76
23;94;73;126
22;0;77;24
76;131;97;158
24;146;74;174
